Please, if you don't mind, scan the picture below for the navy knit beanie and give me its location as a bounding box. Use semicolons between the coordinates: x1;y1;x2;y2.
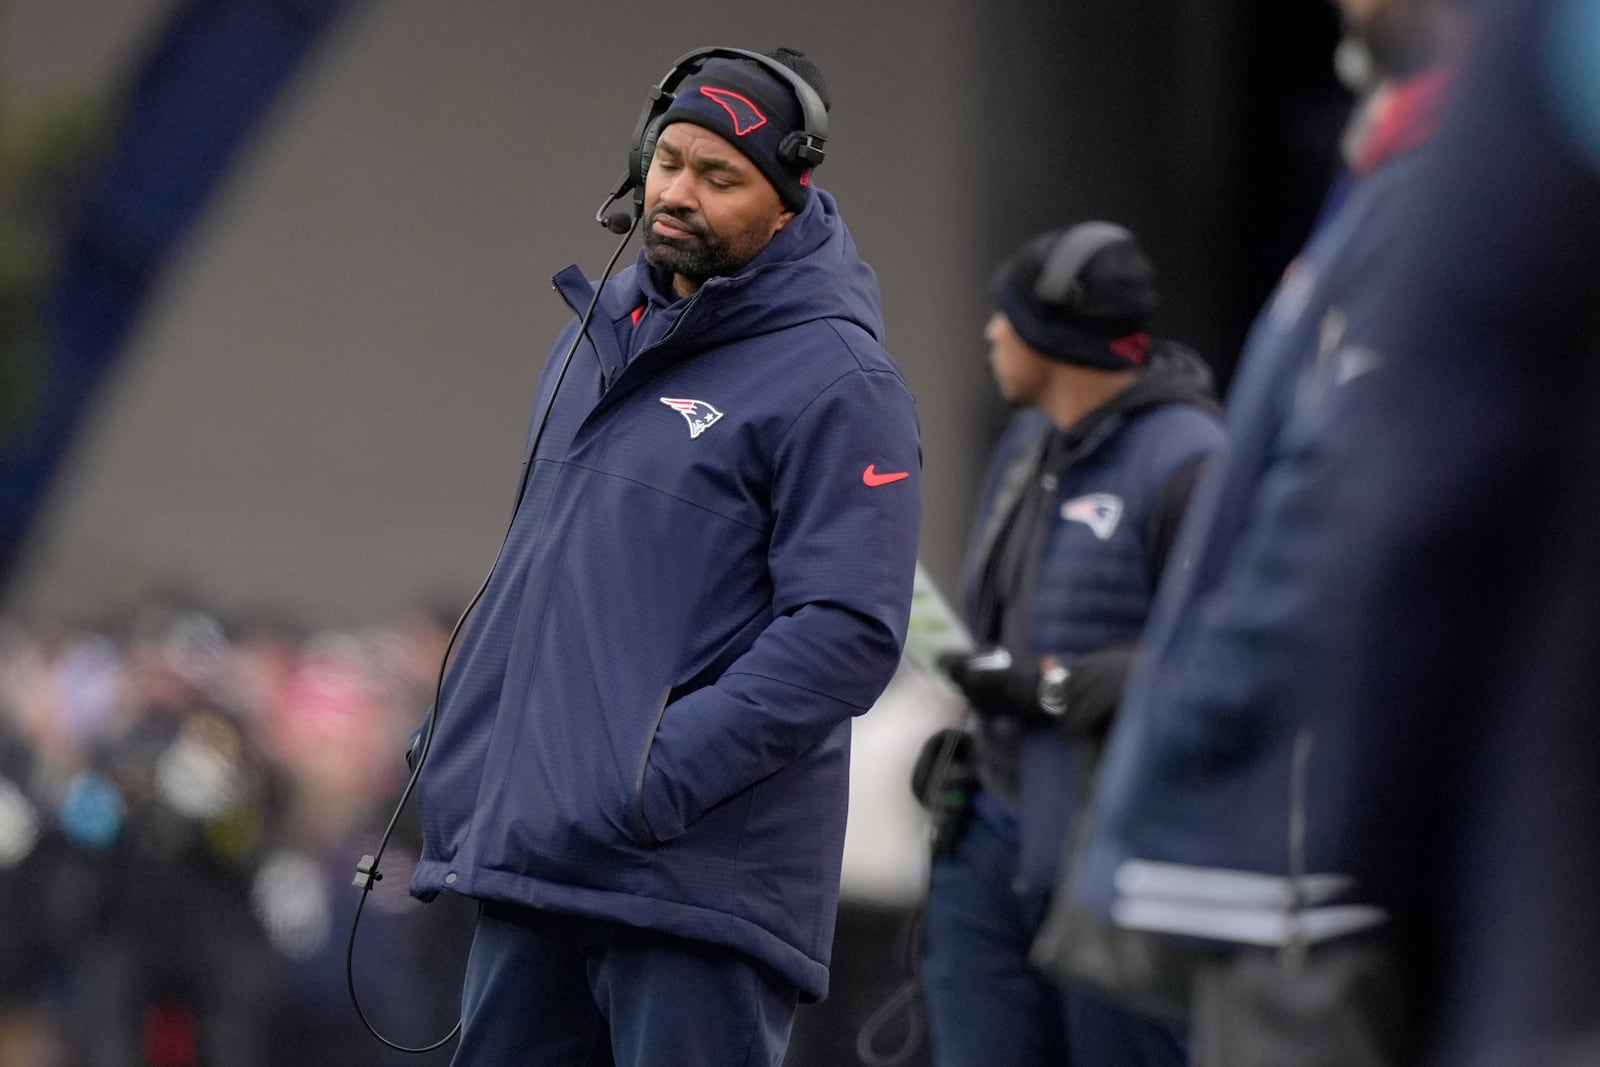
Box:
656;47;830;213
991;222;1161;371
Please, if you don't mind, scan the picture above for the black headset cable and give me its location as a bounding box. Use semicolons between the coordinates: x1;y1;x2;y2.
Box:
346;212;641;1054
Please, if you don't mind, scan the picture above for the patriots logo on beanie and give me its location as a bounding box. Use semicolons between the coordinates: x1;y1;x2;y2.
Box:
698;87;768;135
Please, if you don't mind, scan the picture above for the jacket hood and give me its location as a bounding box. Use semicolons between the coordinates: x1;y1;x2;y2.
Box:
1119;340;1221;417
629;188;885;349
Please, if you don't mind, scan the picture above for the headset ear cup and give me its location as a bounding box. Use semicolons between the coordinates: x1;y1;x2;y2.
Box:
634;114;668;189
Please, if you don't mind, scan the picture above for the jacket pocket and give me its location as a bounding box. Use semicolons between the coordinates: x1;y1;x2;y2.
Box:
630;688;673;847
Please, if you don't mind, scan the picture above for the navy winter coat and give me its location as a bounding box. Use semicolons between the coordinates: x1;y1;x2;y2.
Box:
410;190;922;1000
1071;78;1447;949
1314;7;1600;1060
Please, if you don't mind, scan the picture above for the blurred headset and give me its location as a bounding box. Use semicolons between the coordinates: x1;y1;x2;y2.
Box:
595;46;830;233
1032;221;1136;316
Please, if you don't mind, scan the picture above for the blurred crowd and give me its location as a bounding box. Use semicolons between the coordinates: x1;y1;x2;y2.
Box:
0;602;475;1067
0;602;947;1067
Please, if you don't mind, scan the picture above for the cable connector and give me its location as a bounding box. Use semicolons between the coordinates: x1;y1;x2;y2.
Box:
353;854;383;891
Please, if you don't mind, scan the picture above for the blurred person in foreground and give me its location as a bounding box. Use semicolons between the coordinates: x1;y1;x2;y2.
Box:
1058;1;1476;1064
405;45;922;1066
917;221;1224;1065
1315;0;1600;1060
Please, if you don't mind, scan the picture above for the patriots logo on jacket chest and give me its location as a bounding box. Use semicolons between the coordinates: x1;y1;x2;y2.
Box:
660;397;724;439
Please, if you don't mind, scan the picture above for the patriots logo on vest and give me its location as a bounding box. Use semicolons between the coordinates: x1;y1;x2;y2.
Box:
1061;493;1123;541
660;397;724;439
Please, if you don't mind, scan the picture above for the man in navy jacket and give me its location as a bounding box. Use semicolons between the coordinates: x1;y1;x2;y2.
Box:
1317;0;1600;1060
1066;2;1474;1063
919;222;1224;1065
408;46;922;1066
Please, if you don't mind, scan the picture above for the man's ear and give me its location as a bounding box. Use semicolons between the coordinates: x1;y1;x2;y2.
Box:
772;208;797;236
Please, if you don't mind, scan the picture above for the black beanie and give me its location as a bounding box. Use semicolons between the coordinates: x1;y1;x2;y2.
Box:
655;47;830;213
991;222;1161;371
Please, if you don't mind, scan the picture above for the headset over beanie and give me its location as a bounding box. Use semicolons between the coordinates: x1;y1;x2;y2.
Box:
655;47;831;213
991;222;1161;371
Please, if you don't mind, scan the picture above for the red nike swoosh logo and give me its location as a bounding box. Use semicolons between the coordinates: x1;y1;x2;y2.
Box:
862;465;910;487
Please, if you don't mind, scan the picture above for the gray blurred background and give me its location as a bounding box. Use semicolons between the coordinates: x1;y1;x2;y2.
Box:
1;0;1349;626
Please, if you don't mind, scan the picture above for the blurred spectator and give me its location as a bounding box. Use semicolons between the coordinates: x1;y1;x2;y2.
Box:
71;605;288;1067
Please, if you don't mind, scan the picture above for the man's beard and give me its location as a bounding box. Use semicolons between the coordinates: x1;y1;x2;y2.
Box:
643;208;767;286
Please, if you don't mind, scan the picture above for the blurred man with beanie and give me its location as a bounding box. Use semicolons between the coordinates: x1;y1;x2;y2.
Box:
408;44;921;1066
915;221;1225;1065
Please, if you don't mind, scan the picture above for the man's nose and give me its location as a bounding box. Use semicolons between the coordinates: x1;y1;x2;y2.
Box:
657;171;696;211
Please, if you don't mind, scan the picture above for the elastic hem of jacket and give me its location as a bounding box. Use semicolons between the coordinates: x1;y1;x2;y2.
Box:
409;860;831;1001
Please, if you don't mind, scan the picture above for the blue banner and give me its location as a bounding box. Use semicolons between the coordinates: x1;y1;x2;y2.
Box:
0;0;361;589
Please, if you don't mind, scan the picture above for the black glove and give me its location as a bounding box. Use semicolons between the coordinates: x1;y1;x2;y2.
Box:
938;646;1141;739
1055;647;1139;741
936;647;1044;721
910;728;978;859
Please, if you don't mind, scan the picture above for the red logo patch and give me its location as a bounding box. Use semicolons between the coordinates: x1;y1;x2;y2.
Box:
1110;332;1151;366
862;465;910;487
